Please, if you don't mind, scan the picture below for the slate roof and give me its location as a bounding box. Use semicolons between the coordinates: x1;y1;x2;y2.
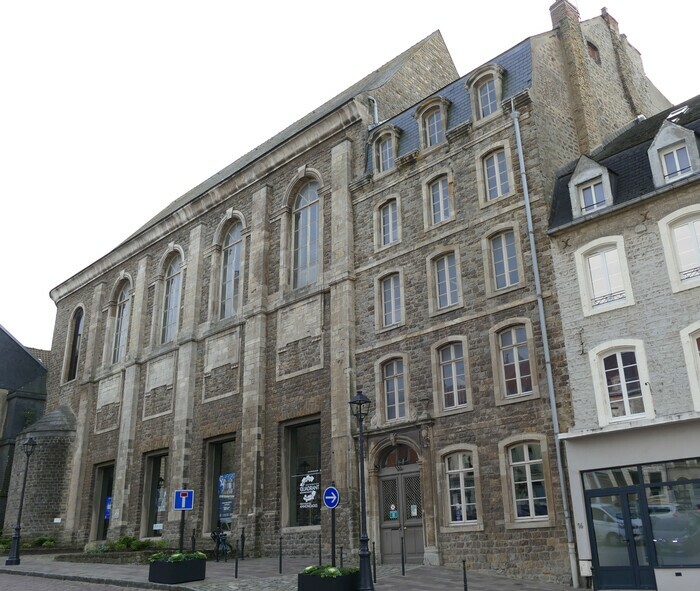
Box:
125;31;449;244
0;324;47;393
365;38;532;175
549;94;700;231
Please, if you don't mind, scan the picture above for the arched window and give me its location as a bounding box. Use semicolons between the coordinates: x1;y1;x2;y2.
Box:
220;222;243;319
66;307;84;381
161;254;182;343
112;282;131;363
292;181;320;289
497;324;532;397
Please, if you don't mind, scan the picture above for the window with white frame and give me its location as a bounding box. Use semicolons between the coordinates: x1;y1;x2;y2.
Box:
380;273;402;328
575;237;634;316
383;358;405;421
434;252;459;310
161;255;182;343
113;281;131;363
478;78;497;118
579;178;606;213
672;216;700;283
430;175;451;224
220;221;243;319
380;199;399;247
491;230;519;289
292;181;320;289
602;350;645;420
681;323;700;412
446;452;478;523
438;342;467;409
378;136;394;172
508;442;548;521
424;107;444;147
484;149;510;200
498;325;532;398
661;143;692;181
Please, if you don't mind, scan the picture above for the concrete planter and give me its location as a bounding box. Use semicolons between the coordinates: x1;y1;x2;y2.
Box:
148;558;206;584
298;571;358;591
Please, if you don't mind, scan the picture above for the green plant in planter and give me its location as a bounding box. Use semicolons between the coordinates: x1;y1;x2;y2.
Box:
148;550;207;584
298;564;359;591
148;550;207;563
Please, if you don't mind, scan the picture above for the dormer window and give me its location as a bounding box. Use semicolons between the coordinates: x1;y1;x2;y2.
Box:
660;143;691;181
478;79;497;118
466;64;505;125
648;120;700;188
378;136;394;172
415;97;450;151
370;124;401;176
567;156;614;219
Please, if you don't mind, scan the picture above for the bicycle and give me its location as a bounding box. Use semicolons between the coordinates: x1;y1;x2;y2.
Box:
210;527;233;562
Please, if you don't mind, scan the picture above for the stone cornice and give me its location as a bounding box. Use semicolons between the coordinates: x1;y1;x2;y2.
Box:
51;100;363;303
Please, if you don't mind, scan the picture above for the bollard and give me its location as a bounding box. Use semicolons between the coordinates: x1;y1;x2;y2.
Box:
401;536;405;576
372;541;377;583
318;533;322;565
240;527;245;560
462;559;468;591
340;545;343;568
279;536;283;574
235;540;239;578
191;528;196;552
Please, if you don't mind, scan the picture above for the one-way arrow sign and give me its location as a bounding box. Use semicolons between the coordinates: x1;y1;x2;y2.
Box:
323;486;340;509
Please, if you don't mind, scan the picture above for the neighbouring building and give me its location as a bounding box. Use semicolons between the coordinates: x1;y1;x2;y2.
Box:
0;324;47;526
7;2;671;584
549;95;700;591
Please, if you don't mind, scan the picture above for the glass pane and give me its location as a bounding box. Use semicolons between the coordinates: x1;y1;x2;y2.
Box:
590;495;631;567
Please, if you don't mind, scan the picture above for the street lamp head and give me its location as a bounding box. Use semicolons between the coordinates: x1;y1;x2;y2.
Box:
22;438;36;458
349;389;371;419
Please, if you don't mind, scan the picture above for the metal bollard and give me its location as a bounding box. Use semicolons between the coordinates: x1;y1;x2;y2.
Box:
372;541;377;583
279;536;283;574
340;545;343;568
318;533;322;565
462;559;468;591
401;536;405;576
240;527;245;560
235;540;239;578
191;528;196;552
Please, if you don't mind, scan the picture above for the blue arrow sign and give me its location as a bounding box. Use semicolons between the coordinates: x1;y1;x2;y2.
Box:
173;489;195;511
323;486;340;509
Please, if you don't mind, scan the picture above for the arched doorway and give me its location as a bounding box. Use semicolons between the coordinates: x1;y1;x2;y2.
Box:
378;444;424;563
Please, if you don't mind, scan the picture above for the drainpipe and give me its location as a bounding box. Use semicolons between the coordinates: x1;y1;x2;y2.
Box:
510;100;579;588
368;96;379;126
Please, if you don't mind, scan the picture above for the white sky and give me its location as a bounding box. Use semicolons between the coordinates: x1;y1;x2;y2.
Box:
1;1;697;350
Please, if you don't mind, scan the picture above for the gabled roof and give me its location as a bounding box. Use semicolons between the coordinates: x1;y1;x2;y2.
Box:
549;94;700;231
0;324;47;393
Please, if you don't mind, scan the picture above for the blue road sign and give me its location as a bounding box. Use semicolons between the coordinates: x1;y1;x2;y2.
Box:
323;486;340;509
173;489;195;511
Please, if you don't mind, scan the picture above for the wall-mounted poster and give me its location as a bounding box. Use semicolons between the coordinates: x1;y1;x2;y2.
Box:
218;472;235;524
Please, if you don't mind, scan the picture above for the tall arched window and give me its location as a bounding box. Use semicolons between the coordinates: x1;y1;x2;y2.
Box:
220;222;243;319
112;282;131;363
66;307;84;381
292;181;319;288
161;255;182;343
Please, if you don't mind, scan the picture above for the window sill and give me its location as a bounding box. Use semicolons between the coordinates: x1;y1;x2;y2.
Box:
479;189;515;209
495;390;539;406
440;522;483;533
429;302;463;318
504;517;554;530
434;404;473;418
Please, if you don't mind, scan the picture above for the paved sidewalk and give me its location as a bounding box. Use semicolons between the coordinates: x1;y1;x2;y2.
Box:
0;554;574;591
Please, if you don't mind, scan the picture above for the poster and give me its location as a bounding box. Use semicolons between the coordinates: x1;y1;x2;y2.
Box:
298;473;320;510
218;472;236;523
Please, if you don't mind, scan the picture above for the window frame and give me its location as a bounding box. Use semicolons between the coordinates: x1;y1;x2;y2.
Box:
292;180;321;290
567;156;614;219
465;64;504;126
374;195;401;251
374;353;410;426
63;305;84;383
370;125;401;177
498;434;555;529
376;270;405;332
219;220;244;320
423;172;455;228
161;254;182;344
437;444;483;532
112;280;132;363
660;143;692;182
204;436;237;533
483;148;511;201
483;225;524;296
414;96;450;151
658;204;700;293
282;419;322;529
475;141;515;208
574;236;635;316
489;318;540;406
680;321;700;412
427;247;463;316
431;336;472;416
141;451;169;538
588;339;654;426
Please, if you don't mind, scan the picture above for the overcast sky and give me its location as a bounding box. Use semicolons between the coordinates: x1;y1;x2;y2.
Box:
1;0;698;351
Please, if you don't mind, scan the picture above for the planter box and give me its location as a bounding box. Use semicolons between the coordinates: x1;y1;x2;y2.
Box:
298;571;358;591
148;559;206;584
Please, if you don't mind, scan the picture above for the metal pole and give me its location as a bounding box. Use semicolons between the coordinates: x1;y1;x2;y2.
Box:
331;506;336;566
356;409;374;590
318;532;322;565
401;535;405;576
240;526;245;560
462;559;469;591
5;442;34;566
235;540;239;578
178;510;186;553
372;541;377;583
279;536;283;574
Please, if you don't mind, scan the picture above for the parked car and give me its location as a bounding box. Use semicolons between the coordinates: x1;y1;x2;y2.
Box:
591;503;642;545
651;514;700;561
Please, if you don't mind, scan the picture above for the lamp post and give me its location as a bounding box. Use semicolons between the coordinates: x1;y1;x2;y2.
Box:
349;389;374;591
6;437;37;566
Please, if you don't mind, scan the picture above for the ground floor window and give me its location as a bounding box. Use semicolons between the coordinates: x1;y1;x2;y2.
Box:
144;453;168;537
287;421;321;527
207;437;236;531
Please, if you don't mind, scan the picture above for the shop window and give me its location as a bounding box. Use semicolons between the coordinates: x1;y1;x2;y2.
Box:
207;438;237;531
143;453;168;537
287;421;321;527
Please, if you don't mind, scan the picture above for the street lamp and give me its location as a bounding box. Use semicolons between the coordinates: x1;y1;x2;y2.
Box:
6;437;37;566
349;389;374;591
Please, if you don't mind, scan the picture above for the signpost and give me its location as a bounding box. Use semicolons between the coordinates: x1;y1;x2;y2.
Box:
323;485;340;566
174;489;194;552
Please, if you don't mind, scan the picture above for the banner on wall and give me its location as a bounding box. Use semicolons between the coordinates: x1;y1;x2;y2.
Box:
218;472;236;523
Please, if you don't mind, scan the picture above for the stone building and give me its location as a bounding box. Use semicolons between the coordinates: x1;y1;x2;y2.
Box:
549;95;700;591
8;1;670;584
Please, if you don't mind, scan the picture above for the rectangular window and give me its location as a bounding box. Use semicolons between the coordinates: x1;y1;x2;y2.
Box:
430;176;450;224
439;343;467;408
580;179;606;213
491;231;519;289
603;351;645;419
435;253;458;309
479;79;497;118
672;218;700;282
425;109;443;146
661;144;691;180
288;422;321;527
484;150;510;200
208;438;236;531
587;248;625;306
509;443;547;520
378;137;394;173
144;454;168;537
446;452;477;523
383;359;405;421
381;200;399;246
499;326;532;397
381;274;402;327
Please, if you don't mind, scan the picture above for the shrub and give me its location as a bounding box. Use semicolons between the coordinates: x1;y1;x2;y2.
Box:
86;544;110;554
301;565;359;578
148;551;207;563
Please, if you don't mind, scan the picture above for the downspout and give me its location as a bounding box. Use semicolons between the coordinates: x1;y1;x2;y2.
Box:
368;96;379;126
510;99;579;588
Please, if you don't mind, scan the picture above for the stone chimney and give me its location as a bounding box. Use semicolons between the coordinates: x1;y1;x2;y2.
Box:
550;0;580;28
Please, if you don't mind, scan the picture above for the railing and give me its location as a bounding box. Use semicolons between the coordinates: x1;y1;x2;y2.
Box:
592;290;625;307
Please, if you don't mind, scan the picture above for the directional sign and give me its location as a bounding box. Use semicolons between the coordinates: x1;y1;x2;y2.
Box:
173;489;195;511
323;486;340;509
